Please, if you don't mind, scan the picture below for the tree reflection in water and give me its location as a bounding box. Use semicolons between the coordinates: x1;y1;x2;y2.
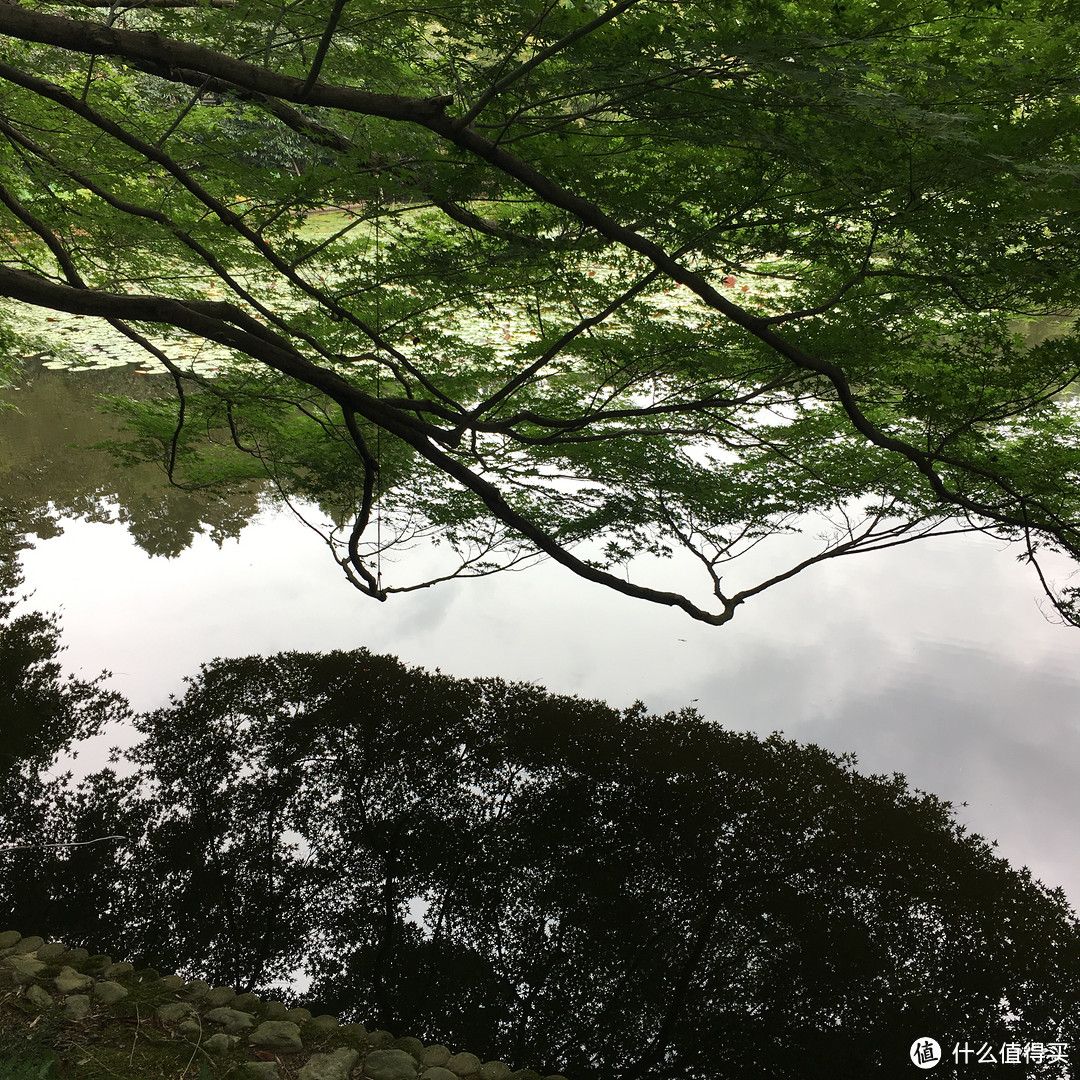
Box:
1;619;1078;1078
0;363;262;560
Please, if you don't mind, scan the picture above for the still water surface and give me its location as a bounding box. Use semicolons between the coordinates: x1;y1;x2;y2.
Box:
4;357;1080;1076
3;359;1079;909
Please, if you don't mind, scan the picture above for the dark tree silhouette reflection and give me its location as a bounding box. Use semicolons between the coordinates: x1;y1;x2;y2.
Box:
2;643;1078;1078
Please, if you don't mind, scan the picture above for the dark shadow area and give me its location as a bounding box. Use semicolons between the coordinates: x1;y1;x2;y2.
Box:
0;594;1077;1078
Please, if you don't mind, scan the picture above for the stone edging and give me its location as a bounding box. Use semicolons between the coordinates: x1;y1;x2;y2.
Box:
0;931;571;1080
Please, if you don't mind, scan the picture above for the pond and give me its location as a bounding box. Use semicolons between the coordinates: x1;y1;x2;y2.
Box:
2;353;1080;1076
4;354;1079;890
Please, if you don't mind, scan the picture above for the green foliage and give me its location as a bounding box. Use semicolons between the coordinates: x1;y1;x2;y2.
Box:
0;1055;60;1080
100;377;414;524
1;0;1079;621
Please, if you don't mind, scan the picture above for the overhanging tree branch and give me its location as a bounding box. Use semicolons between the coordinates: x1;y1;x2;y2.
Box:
0;4;453;121
1;0;1078;626
0;2;1048;529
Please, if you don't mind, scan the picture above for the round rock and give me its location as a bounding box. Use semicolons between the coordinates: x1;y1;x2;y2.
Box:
479;1064;510;1080
305;1015;341;1034
4;954;46;984
63;994;91;1020
421;1069;458;1080
420;1047;451;1068
250;1021;303;1053
80;956;111;976
54;967;94;994
206;1007;257;1034
364;1048;420;1080
25;984;54;1009
157;1002;196;1023
447;1053;482;1076
93;981;129;1005
298;1047;360;1080
204;1033;240;1054
241;1063;280;1080
204;985;237;1007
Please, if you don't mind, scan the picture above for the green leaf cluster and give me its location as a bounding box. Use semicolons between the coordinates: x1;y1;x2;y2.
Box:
1;0;1079;619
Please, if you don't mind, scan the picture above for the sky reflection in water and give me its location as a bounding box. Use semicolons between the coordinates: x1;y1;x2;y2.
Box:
16;494;1080;908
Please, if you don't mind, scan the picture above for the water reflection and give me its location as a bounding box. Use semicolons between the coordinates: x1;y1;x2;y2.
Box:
2;636;1078;1078
4;340;1080;1077
0;360;262;557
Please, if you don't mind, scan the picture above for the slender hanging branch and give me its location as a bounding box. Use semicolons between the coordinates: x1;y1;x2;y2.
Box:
298;0;349;100
455;0;647;129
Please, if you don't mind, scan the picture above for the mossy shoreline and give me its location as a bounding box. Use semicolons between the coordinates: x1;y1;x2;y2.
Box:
0;931;569;1080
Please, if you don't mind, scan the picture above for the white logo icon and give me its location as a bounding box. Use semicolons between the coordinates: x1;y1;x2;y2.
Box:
911;1038;942;1069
